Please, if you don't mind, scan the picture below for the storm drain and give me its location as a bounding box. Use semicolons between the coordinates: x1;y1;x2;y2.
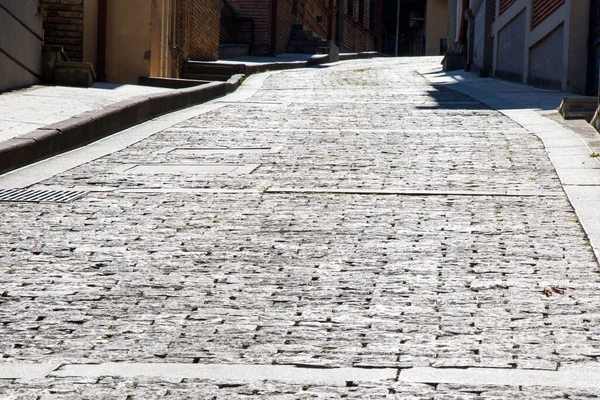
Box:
0;189;87;203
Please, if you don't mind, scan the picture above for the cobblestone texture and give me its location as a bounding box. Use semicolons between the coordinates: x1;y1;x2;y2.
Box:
0;57;599;397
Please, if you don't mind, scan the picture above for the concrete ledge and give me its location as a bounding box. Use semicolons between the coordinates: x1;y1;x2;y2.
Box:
226;74;245;93
54;61;97;87
138;76;211;89
219;43;250;59
0;81;229;175
338;52;381;61
442;52;466;71
558;97;598;121
591;106;600;134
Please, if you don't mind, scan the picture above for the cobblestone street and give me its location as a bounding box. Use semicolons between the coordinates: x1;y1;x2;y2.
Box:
1;57;600;398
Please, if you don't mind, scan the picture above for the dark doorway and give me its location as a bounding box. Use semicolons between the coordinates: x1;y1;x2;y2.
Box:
381;0;426;56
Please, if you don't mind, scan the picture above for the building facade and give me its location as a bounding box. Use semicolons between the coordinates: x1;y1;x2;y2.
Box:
83;0;220;84
450;0;591;94
2;0;383;91
1;0;221;90
225;0;381;56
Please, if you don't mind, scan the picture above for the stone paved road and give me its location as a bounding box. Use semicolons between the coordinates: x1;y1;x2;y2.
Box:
1;57;599;399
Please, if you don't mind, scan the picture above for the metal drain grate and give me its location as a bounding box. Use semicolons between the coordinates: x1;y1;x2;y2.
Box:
0;189;87;203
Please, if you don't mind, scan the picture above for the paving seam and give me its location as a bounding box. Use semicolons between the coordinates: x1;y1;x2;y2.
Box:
3;363;600;389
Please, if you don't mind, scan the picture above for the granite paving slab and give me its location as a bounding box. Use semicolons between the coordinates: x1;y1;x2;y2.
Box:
0;56;599;398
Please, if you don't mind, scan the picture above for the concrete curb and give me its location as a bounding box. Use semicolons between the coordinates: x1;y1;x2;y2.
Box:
0;80;235;175
0;52;380;176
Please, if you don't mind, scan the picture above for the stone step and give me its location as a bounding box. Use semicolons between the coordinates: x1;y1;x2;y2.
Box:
54;61;96;87
219;43;250;60
183;61;245;76
558;97;598;122
181;73;232;82
287;46;331;55
288;39;329;48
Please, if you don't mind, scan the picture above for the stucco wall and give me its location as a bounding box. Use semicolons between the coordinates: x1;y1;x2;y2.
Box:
0;0;43;92
490;0;590;93
528;24;563;89
425;0;447;55
105;0;151;84
495;10;525;81
472;5;485;70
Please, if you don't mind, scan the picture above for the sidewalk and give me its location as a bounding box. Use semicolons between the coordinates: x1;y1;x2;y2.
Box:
0;53;372;175
0;83;173;142
418;65;600;261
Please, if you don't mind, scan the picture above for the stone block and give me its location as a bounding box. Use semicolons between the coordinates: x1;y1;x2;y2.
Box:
54;61;96;87
442;52;467;71
558;97;598;121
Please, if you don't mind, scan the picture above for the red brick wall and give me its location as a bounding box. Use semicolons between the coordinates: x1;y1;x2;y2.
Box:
229;0;273;55
228;0;375;55
342;0;375;52
221;0;238;43
276;0;295;53
40;0;84;61
177;0;220;65
297;0;330;39
343;18;375;51
532;0;565;28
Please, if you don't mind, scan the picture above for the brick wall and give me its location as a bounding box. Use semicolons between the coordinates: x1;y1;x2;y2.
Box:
40;0;84;61
343;18;375;51
276;0;295;53
221;0;237;43
227;0;375;55
177;0;220;67
296;0;330;39
532;0;565;28
342;0;376;52
229;0;272;55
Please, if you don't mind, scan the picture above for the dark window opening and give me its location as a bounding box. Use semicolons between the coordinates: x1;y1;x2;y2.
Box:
369;0;376;30
358;0;365;24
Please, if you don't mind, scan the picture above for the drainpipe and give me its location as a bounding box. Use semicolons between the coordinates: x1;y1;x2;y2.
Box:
97;0;107;80
271;0;279;55
328;0;334;41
